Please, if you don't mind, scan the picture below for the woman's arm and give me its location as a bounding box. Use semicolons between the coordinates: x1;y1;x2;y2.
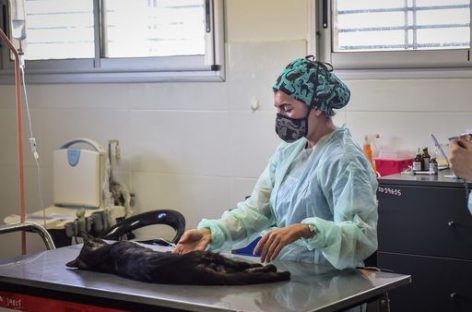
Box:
302;158;378;269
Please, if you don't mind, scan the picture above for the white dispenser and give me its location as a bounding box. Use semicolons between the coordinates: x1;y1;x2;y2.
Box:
53;138;106;208
4;138;127;234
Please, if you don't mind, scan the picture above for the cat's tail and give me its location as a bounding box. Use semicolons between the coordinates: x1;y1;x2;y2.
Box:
219;270;291;285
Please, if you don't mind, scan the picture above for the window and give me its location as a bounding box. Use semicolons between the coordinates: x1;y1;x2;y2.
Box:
0;0;224;83
316;0;472;73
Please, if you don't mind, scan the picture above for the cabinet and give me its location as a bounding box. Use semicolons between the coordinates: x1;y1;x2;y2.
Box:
377;171;472;312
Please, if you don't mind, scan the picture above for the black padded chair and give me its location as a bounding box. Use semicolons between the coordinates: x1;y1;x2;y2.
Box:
100;209;185;246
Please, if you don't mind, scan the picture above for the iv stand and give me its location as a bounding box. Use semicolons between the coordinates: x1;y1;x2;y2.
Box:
0;28;27;255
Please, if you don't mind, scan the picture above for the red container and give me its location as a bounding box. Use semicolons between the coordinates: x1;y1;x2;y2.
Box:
374;158;413;177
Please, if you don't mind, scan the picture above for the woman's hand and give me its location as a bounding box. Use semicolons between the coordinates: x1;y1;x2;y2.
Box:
173;228;211;254
449;139;472;181
254;224;312;263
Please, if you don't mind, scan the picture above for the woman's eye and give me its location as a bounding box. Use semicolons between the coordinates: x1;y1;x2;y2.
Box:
281;105;292;113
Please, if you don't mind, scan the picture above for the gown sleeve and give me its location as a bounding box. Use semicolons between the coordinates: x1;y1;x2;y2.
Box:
301;155;378;269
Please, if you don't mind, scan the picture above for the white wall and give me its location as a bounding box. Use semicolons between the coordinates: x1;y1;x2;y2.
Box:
343;79;472;157
1;0;471;258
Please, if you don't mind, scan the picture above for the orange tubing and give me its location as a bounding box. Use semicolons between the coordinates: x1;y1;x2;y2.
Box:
0;29;26;255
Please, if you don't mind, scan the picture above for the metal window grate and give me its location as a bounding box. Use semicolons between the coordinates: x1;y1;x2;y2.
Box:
22;0;206;60
333;0;470;52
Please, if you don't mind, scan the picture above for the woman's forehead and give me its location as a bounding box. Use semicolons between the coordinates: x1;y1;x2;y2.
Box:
274;91;305;106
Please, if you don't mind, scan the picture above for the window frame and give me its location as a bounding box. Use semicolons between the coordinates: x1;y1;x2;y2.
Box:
0;0;225;84
314;0;472;78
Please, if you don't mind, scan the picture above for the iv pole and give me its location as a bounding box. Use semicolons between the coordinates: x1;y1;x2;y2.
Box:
0;28;27;255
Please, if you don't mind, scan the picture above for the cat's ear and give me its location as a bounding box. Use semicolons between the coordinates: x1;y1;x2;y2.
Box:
80;231;93;242
80;232;106;249
66;258;89;269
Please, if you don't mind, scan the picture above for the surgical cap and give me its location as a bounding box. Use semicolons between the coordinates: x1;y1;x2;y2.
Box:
273;56;351;115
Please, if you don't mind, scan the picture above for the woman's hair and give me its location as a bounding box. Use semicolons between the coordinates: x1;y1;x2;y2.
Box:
273;56;350;116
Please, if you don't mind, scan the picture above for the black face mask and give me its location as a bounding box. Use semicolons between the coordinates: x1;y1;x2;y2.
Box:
275;113;309;143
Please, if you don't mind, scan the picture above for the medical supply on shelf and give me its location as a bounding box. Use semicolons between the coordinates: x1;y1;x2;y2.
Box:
422;147;431;171
375;158;414;177
3;138;131;245
9;0;26;40
412;148;423;172
363;134;379;175
429;157;438;175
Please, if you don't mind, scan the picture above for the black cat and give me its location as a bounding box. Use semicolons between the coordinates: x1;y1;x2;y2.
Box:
66;234;290;285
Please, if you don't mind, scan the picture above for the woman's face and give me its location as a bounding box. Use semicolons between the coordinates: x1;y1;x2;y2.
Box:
274;91;308;118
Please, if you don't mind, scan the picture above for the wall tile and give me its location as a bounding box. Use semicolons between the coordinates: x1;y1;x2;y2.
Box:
0;109;18;166
345;111;472;155
347;79;472;112
131;171;231;229
34;109;131;167
127;82;230;111
227;41;306;83
228;111;278;177
27;84;130;110
229;177;258;207
127;110;231;176
226;0;308;42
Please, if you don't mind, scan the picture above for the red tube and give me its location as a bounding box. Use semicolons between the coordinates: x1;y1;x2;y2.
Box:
0;29;26;255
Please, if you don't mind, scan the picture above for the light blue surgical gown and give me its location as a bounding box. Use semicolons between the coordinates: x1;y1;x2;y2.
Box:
199;127;378;270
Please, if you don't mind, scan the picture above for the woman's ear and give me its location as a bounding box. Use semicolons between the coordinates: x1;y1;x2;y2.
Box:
312;108;323;117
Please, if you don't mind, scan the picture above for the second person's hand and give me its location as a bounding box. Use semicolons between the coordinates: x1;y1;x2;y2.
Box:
449;139;472;181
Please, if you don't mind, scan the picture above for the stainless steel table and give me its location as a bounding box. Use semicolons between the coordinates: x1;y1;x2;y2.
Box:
0;244;410;312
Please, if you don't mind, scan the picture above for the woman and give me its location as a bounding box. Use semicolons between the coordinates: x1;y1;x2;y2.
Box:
174;56;378;270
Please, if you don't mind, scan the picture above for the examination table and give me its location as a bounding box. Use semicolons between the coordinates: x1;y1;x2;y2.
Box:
0;244;410;312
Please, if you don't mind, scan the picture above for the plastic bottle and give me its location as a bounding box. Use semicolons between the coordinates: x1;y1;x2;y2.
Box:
412;148;423;172
10;0;26;40
422;147;431;172
363;135;378;175
429;157;438;175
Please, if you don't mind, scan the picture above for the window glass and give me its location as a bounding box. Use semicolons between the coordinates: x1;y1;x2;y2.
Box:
0;0;223;83
333;0;470;52
23;0;94;60
103;0;205;58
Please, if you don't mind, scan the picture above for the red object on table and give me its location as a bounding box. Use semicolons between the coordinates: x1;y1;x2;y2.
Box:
374;158;413;177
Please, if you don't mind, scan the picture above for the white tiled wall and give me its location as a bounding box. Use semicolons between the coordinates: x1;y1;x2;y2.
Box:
0;38;307;259
345;79;472;154
1;0;472;259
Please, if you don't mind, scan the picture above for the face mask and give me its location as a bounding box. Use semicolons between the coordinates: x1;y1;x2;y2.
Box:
275;113;308;143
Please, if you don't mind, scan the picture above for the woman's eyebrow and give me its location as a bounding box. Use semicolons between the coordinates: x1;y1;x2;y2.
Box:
276;102;291;107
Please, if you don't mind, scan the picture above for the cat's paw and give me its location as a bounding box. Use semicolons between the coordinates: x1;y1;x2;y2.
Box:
262;264;277;272
247;263;277;273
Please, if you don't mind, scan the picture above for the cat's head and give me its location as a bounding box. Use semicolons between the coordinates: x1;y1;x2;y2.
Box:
66;233;110;269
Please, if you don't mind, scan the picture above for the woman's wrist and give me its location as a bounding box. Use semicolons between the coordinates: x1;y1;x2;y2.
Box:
200;227;211;239
302;223;317;239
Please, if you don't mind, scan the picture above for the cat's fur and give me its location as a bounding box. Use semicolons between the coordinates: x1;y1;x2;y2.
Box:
66;234;290;285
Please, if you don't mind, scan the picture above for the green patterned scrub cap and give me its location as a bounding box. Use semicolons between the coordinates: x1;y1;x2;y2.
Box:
273;56;350;116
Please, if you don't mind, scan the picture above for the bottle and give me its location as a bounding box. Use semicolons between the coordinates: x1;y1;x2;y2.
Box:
422;147;431;172
413;148;423;172
10;0;26;40
429;157;438;175
363;135;377;175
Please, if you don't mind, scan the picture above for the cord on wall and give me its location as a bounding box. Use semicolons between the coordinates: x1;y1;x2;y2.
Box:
20;62;46;224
